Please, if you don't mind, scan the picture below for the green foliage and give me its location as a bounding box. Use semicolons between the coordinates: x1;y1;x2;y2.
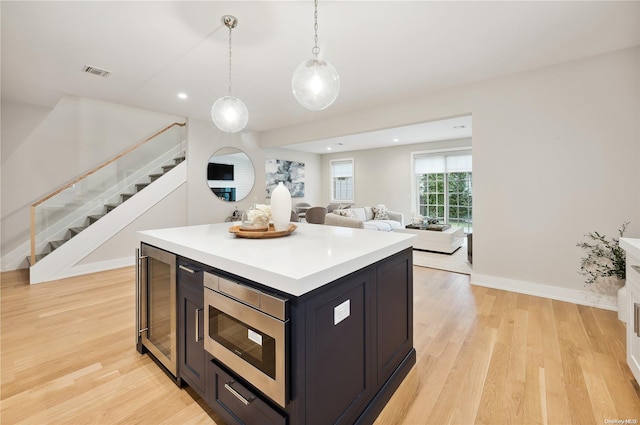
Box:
418;171;472;223
577;222;629;285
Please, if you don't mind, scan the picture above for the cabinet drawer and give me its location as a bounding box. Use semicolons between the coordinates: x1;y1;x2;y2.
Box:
210;361;286;425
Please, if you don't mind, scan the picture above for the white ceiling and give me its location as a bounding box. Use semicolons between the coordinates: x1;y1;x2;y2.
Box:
2;1;639;151
284;115;472;154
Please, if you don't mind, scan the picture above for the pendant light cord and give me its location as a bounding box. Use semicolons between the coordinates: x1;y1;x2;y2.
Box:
312;0;320;58
227;25;233;96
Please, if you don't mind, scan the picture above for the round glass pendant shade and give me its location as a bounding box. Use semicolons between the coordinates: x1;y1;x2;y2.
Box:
292;58;340;111
211;96;249;133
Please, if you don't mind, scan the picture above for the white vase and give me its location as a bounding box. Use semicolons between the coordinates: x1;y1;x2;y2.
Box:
270;182;292;232
618;282;628;323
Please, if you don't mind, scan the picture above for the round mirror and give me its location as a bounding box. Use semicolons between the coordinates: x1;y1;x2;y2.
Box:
207;148;255;202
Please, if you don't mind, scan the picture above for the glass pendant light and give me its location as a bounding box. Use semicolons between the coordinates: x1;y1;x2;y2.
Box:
211;15;248;133
292;0;340;111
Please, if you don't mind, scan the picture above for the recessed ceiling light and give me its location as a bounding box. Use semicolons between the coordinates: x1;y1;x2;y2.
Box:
327;147;332;151
393;138;399;142
177;92;188;99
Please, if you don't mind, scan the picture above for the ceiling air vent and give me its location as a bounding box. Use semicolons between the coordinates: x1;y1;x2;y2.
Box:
82;65;111;78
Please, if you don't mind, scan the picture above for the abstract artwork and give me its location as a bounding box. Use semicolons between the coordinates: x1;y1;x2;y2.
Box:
266;159;305;198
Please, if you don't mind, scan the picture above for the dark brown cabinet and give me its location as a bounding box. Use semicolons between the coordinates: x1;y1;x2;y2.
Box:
303;268;373;425
165;248;413;425
178;260;206;397
374;251;413;387
287;248;415;425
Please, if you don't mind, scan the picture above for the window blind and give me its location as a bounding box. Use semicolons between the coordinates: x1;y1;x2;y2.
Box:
414;152;472;174
331;160;353;178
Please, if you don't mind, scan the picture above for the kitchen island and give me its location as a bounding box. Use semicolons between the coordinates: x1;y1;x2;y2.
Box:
137;222;416;425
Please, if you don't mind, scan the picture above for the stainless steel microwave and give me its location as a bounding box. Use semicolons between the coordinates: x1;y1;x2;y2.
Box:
203;271;289;407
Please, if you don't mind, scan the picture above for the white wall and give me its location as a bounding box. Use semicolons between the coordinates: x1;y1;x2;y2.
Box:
186;118;323;225
186;118;264;225
3;46;638;307
1;96;185;269
263;147;322;208
1;101;53;254
260;47;640;304
321;138;472;219
1;102;322;271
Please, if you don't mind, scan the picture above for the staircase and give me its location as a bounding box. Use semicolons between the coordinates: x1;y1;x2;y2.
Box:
28;155;185;265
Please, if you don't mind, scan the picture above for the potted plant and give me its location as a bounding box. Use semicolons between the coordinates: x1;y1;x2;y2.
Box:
577;221;630;320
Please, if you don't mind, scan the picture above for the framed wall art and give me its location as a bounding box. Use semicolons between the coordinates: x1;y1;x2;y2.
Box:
266;159;305;198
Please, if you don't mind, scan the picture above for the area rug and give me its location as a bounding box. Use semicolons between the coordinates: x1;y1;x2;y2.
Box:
412;240;472;275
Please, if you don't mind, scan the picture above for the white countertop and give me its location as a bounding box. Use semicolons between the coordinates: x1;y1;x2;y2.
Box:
138;222;415;297
621;238;640;260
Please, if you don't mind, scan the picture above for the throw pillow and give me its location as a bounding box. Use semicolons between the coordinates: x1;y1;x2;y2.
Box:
372;204;389;220
334;209;356;219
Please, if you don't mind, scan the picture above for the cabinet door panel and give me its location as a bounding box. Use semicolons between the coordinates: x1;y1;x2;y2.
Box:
375;250;413;386
179;266;206;396
305;270;372;425
183;294;204;373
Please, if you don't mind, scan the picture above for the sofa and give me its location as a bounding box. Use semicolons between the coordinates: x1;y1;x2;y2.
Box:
324;205;404;231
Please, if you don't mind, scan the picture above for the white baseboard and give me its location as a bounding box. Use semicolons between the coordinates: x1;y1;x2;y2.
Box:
471;273;617;311
36;257;134;282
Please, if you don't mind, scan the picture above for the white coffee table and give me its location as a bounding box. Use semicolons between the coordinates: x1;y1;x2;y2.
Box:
394;225;464;254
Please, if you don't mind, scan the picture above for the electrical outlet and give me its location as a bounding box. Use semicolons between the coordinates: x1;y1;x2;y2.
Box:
334;299;350;325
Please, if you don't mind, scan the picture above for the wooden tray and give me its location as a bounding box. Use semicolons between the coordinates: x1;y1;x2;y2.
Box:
229;223;297;239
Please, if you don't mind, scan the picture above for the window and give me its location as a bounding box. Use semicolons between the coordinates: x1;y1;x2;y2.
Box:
414;151;472;233
330;159;354;202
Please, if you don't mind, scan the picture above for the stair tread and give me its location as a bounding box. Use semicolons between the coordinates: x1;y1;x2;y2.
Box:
104;203;120;212
27;254;48;266
87;214;105;223
49;240;65;250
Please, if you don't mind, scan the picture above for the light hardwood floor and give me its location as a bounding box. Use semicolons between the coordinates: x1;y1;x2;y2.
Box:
2;266;639;424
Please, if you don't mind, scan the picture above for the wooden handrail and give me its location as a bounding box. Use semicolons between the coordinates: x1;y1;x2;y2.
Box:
29;122;185;265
